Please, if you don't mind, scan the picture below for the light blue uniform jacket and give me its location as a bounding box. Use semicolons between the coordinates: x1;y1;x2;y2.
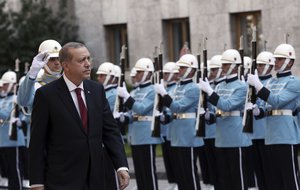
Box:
209;75;252;147
257;71;300;145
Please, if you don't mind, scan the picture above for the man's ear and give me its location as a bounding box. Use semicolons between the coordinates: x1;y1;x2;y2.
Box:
61;62;68;72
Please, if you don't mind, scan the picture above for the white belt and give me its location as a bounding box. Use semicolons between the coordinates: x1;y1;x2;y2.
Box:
217;110;241;117
267;109;293;116
133;115;152;121
174;113;196;119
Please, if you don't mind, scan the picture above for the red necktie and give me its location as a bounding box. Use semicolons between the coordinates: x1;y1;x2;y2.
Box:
75;88;88;131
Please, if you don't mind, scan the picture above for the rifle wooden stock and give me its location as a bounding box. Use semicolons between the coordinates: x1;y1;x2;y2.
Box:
196;38;207;137
243;27;257;133
151;46;163;137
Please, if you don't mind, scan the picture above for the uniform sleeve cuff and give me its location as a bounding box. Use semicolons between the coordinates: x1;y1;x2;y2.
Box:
117;167;129;172
208;92;219;106
124;96;135;110
257;87;270;102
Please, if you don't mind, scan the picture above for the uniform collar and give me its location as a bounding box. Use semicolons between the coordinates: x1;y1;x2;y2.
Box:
167;81;177;88
139;81;152;88
225;74;238;83
105;85;115;92
214;77;226;85
259;74;272;80
180;78;193;85
276;71;292;78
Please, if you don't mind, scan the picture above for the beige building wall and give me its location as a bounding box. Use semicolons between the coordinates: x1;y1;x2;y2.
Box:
73;0;300;75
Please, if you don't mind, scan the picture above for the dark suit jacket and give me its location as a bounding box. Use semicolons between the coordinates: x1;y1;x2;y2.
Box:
29;77;128;190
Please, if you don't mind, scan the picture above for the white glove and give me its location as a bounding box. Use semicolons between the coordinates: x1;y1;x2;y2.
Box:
154;83;167;96
247;70;263;91
28;52;49;79
199;78;213;96
10;117;22;127
113;111;121;119
245;102;260;116
205;109;210;120
117;82;130;101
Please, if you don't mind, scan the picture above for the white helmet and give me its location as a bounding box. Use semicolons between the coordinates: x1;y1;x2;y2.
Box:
274;44;295;72
96;62;115;75
163;62;179;82
257;51;275;76
1;71;16;84
209;55;222;69
0;80;3;87
221;49;241;76
163;62;179;73
177;54;198;79
96;62;115;86
130;67;137;77
113;65;121;78
38;39;62;58
274;44;296;59
134;58;154;84
208;55;222;80
177;54;198;69
221;49;242;65
134;58;154;72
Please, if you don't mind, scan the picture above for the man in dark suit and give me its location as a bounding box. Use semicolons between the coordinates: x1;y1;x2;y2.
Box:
29;42;129;190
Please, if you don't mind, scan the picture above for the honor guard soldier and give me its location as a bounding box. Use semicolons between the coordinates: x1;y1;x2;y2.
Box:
96;62;117;111
199;55;224;189
155;54;203;190
160;62;179;189
0;71;26;190
247;44;300;190
96;62;120;190
117;58;163;190
17;39;62;110
199;49;252;190
245;51;275;190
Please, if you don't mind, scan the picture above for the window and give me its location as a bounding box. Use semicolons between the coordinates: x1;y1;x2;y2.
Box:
231;11;262;56
163;18;190;61
105;24;129;68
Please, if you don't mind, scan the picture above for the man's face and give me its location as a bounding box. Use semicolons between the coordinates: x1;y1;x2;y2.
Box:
209;68;219;80
274;57;285;71
221;64;231;75
178;66;188;78
62;47;91;85
46;57;62;73
97;74;107;84
135;71;145;82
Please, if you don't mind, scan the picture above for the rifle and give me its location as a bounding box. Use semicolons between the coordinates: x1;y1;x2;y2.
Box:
151;44;163;137
196;37;208;137
239;35;244;80
9;58;21;141
242;26;257;133
114;45;127;118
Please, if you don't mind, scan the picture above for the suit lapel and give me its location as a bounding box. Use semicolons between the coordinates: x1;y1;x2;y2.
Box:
83;80;93;135
57;77;87;134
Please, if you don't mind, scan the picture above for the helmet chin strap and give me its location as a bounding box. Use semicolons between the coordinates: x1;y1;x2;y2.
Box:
140;71;149;84
226;64;236;76
216;68;222;79
278;58;290;72
5;83;14;94
261;64;270;76
44;64;62;77
167;73;174;83
181;67;192;80
103;75;111;87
